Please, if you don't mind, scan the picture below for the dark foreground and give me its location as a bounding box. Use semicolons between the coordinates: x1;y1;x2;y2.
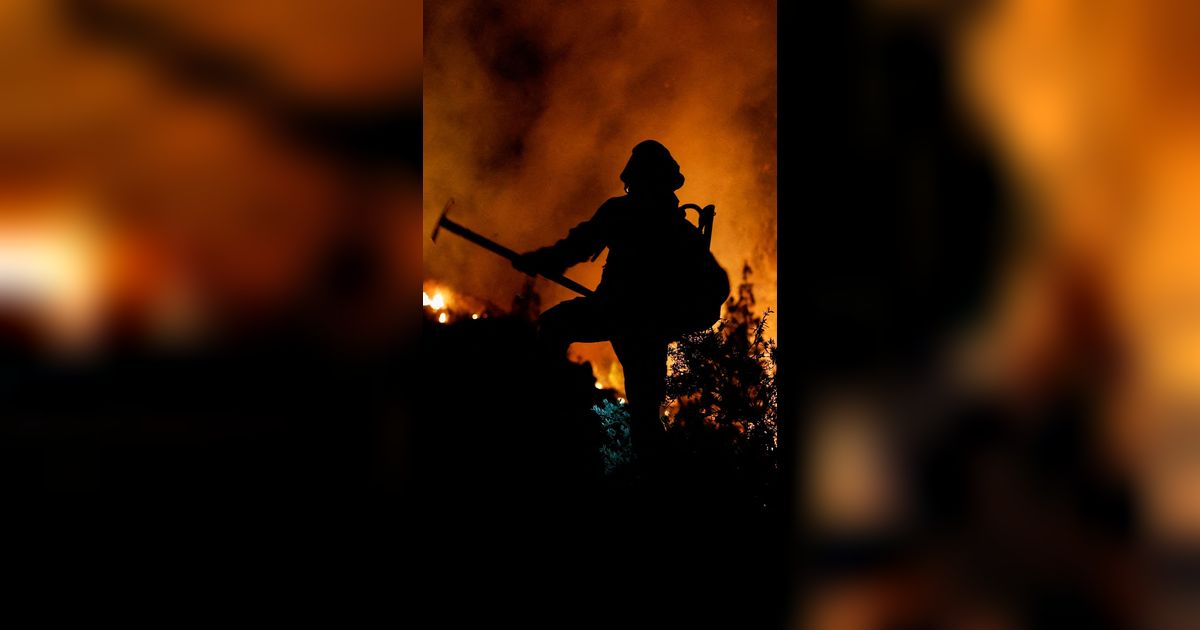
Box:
0;312;787;627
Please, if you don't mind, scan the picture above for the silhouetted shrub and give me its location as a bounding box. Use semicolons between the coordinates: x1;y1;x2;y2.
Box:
662;262;778;502
594;399;632;475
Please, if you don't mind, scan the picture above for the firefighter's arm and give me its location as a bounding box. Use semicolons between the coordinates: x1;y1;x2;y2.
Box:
513;201;614;276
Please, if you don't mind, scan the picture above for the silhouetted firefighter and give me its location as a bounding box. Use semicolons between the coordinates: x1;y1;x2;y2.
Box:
513;140;730;461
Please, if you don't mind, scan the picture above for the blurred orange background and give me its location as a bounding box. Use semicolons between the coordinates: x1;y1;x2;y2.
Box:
0;0;422;357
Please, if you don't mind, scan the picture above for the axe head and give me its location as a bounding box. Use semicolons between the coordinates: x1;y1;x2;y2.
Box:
431;198;455;242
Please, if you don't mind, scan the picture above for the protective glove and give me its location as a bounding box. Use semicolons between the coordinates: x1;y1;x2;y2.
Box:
512;251;543;276
512;250;565;277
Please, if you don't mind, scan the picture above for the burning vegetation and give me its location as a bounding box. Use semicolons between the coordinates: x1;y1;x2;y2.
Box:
422;281;500;326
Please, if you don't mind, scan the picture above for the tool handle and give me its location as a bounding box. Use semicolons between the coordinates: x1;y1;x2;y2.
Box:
439;217;594;297
537;271;595;297
440;217;520;260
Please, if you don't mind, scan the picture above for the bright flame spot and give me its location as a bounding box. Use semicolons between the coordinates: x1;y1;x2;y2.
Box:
429;292;446;311
437;312;448;324
471;313;479;320
422;291;431;306
617;397;626;404
594;381;604;390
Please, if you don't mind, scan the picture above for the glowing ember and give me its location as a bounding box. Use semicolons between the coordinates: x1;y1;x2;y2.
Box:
423;282;501;324
594;381;603;390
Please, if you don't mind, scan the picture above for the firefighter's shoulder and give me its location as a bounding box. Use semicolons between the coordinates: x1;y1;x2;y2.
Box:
595;195;633;215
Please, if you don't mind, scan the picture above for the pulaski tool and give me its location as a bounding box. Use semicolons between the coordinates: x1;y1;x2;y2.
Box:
431;199;595;297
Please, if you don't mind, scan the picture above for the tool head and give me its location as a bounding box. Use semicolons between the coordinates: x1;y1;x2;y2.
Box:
431;198;455;242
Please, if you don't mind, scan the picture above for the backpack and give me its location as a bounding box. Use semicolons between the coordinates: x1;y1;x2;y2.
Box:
667;203;730;335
